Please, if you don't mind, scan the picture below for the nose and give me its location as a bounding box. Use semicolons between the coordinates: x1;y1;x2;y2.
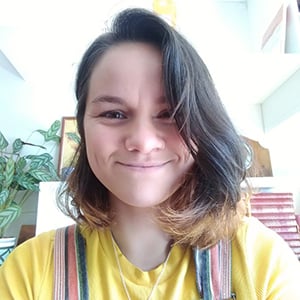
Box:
124;119;165;153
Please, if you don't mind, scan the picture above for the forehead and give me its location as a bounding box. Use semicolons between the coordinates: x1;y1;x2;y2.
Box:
87;42;164;102
91;42;162;78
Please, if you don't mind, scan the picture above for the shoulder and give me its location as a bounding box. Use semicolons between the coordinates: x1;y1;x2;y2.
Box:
234;216;299;261
233;216;300;299
0;229;56;299
17;229;56;255
236;216;297;251
236;216;279;241
8;229;55;260
1;229;56;271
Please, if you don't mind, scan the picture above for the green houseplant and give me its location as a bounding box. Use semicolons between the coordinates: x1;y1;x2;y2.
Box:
0;120;61;239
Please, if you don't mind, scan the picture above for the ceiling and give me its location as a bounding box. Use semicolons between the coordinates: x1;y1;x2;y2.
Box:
205;53;300;105
1;0;300;106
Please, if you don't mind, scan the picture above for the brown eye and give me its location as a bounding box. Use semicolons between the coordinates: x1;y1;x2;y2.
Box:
157;110;175;124
100;111;126;119
158;110;172;119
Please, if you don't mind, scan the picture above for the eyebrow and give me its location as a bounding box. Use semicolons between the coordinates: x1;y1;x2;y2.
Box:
91;95;168;105
91;95;126;105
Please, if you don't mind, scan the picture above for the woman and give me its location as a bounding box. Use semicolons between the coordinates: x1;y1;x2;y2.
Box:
1;8;300;300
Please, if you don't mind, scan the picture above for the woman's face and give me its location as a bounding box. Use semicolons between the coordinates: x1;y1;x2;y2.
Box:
84;42;194;208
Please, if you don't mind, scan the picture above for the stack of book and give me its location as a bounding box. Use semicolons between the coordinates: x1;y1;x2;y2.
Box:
250;192;300;260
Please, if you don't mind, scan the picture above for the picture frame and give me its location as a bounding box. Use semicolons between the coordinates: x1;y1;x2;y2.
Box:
58;117;80;179
243;136;273;177
261;3;287;53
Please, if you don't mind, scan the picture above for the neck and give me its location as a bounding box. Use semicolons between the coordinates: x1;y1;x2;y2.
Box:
110;198;172;271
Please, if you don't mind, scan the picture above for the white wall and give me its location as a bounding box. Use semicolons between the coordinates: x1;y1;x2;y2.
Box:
0;67;32;139
262;66;300;181
261;68;300;213
247;0;300;52
263;112;300;213
177;0;251;55
262;68;300;131
247;0;286;51
265;112;300;177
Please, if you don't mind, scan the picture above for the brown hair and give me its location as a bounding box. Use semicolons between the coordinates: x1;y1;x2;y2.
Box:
59;8;248;248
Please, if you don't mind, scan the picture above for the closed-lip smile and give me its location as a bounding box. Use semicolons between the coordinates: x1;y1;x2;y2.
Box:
117;161;169;168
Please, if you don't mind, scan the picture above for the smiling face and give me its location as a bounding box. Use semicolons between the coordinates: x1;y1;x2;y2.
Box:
84;42;194;208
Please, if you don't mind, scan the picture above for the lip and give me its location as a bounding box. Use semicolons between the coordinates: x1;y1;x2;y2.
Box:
117;161;170;169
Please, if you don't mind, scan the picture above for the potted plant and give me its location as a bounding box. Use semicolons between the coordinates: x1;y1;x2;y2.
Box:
0;120;61;264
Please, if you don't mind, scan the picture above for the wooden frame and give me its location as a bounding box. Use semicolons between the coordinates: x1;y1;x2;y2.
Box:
261;3;287;52
58;117;79;179
243;136;273;177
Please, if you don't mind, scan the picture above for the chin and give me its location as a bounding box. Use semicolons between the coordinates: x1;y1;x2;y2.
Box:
114;191;170;208
109;182;180;208
124;197;167;208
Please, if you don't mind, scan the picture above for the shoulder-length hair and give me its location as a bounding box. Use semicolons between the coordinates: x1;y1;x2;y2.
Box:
59;8;248;248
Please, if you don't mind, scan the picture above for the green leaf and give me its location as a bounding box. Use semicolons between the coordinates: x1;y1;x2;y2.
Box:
29;169;54;182
0;203;21;229
15;157;26;173
38;120;61;142
12;138;23;153
26;153;51;161
0;173;5;183
66;132;80;144
28;153;52;169
0;131;9;151
38;153;52;161
43;161;59;180
3;158;15;188
50;135;61;143
36;129;47;139
0;157;6;172
0;189;9;208
48;120;61;136
16;174;39;191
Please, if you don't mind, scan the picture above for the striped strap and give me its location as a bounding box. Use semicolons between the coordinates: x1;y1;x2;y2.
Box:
54;226;234;299
194;240;236;300
54;225;89;300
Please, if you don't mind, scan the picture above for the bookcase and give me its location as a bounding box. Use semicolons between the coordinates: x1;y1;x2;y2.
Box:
250;192;300;259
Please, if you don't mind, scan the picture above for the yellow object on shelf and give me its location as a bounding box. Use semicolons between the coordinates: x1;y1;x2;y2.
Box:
153;0;176;27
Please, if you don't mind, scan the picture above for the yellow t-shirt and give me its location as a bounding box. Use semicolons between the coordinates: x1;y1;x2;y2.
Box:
0;217;300;299
90;229;198;299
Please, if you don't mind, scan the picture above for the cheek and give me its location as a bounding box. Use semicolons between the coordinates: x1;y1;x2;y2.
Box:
84;125;122;167
84;126;108;159
168;130;193;162
182;151;194;175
